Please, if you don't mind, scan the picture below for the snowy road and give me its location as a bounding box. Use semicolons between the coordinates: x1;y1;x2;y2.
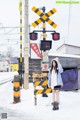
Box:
0;80;80;120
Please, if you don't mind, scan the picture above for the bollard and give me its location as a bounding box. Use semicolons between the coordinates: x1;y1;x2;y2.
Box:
13;75;21;104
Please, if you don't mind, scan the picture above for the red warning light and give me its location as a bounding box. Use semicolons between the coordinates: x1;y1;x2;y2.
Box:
52;33;60;40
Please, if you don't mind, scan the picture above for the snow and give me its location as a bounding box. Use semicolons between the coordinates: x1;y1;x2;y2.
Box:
49;53;80;58
0;72;18;84
0;72;80;120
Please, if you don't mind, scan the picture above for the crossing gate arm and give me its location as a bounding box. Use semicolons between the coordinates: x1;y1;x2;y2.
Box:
33;80;48;87
33;79;52;105
32;73;52;105
34;88;52;95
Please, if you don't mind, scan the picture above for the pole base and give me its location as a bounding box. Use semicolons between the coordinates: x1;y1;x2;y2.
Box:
13;100;21;104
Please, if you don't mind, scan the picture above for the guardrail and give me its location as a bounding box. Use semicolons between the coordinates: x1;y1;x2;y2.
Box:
0;77;13;85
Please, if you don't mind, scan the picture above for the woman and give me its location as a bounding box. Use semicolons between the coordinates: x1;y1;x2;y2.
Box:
48;58;63;110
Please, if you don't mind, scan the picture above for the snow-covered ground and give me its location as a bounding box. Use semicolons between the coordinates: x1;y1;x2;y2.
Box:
0;72;80;120
0;72;18;84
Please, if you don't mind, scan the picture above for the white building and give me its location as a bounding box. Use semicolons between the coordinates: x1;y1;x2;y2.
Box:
56;44;80;55
0;60;10;72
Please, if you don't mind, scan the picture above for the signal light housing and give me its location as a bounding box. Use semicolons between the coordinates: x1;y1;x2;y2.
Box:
51;32;60;40
40;40;52;51
29;32;38;40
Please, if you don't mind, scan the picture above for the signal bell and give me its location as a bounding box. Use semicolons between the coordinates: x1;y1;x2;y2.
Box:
51;32;60;40
29;32;38;40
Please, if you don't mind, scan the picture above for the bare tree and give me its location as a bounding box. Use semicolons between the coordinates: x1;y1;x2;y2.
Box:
6;47;13;57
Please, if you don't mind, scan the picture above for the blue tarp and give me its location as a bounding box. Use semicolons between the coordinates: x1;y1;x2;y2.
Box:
61;69;78;91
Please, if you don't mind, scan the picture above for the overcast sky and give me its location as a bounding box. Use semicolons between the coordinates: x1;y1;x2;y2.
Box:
0;0;80;57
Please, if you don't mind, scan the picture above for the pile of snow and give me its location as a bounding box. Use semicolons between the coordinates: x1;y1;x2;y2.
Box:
49;53;80;59
0;72;18;84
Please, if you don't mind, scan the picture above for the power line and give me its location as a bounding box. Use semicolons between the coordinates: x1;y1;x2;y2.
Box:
0;26;25;35
5;39;20;41
0;43;19;45
0;26;24;28
0;32;24;35
5;27;18;34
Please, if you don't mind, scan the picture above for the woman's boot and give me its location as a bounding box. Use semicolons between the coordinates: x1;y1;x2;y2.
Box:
52;102;59;110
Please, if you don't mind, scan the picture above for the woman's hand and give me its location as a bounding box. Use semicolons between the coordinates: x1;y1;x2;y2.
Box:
48;85;51;88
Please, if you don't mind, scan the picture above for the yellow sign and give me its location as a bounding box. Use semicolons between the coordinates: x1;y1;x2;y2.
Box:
34;88;52;95
32;6;57;28
10;64;18;72
33;80;48;87
33;80;52;95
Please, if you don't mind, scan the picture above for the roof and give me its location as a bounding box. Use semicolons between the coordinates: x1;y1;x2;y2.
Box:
49;53;80;59
57;44;80;50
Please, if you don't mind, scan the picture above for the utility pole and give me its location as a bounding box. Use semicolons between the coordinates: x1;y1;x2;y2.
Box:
24;0;29;89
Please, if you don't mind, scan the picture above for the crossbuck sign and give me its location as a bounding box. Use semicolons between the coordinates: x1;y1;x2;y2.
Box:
32;6;57;28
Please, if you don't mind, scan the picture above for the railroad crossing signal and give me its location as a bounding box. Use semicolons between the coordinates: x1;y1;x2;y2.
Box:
29;32;38;40
40;40;52;51
52;32;60;40
32;6;57;28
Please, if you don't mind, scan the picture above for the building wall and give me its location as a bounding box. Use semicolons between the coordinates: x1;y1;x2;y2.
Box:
49;55;80;68
29;59;41;82
10;64;18;72
78;69;80;89
66;46;80;55
29;57;80;82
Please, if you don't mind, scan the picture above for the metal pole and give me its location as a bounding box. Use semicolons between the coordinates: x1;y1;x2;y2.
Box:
24;0;29;89
42;6;49;70
42;7;48;97
42;7;46;41
19;0;23;87
41;7;46;66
